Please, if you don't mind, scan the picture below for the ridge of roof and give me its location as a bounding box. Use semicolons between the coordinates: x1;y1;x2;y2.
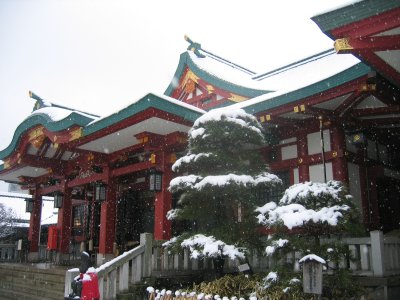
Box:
253;49;336;81
183;35;256;75
29;91;101;119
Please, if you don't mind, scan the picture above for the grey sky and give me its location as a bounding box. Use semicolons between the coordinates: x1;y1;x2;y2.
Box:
0;0;355;161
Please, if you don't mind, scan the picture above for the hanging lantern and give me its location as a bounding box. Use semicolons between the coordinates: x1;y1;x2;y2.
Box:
149;169;163;192
95;182;106;202
54;192;63;208
25;198;34;213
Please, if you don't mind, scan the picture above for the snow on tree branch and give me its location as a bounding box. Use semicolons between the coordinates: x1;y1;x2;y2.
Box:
164;234;245;260
255;181;352;230
170;173;281;193
192;108;263;136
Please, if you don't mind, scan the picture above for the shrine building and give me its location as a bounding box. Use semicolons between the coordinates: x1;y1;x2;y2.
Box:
0;0;399;264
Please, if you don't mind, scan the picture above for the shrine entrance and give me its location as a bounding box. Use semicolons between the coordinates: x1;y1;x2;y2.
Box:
116;189;155;253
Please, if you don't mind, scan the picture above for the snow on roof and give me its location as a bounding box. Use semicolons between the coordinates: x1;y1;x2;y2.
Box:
187;51;271;91
253;50;360;91
230;51;362;110
30;106;99;122
311;0;362;17
87;92;206;126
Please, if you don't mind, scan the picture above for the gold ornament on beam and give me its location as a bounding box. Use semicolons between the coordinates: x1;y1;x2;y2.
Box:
334;38;353;53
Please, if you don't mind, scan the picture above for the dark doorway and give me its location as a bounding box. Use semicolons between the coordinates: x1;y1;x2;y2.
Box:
377;177;400;233
116;190;155;252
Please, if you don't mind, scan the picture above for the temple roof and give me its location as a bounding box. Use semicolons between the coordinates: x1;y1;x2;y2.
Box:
311;0;399;39
231;51;370;114
164;50;272;100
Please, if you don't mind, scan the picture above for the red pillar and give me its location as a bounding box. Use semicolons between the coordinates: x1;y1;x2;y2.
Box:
57;187;72;255
98;181;117;259
330;127;349;184
297;135;309;182
28;189;42;255
154;151;172;240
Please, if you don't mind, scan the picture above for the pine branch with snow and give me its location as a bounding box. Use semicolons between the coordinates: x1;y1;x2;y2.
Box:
165;108;281;260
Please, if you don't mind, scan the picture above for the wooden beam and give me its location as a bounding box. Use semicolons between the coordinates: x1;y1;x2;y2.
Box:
111;161;153;178
335;35;400;54
351;105;400;117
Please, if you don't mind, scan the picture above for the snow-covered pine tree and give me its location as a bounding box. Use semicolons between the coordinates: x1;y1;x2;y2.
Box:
165;108;281;260
256;180;364;298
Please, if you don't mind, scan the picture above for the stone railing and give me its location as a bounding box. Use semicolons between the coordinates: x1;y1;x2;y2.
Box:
65;230;400;299
64;233;152;300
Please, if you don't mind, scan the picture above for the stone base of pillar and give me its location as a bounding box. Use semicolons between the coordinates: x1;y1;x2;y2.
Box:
27;252;39;262
97;253;114;266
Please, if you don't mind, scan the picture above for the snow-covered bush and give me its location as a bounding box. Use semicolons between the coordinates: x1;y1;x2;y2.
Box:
165;108;281;260
255;180;364;298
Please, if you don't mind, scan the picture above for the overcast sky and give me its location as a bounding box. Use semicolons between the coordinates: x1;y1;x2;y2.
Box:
0;0;356;171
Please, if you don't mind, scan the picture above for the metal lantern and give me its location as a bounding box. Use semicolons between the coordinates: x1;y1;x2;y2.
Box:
95;182;106;202
149;169;163;191
54;192;63;208
25;198;34;213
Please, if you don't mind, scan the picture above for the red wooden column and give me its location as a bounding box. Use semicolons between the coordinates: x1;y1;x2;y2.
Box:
154;151;172;240
27;188;42;261
330;127;349;184
297;134;309;182
98;180;117;264
57;187;72;262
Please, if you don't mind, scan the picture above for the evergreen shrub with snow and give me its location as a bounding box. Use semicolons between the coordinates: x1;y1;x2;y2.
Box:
256;180;364;298
164;108;281;260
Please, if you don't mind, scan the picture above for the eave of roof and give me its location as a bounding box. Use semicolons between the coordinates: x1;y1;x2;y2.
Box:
311;0;400;38
164;51;272;98
84;92;204;136
0;111;95;160
234;62;372;114
0;93;204;166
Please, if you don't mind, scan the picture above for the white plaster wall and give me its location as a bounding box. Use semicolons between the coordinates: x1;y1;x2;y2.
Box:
293;168;299;184
279;137;297;144
307;130;331;155
281;144;298;160
347;162;362;211
309;162;333;182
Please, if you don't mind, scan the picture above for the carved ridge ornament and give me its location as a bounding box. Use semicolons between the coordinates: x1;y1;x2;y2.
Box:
334;38;353;53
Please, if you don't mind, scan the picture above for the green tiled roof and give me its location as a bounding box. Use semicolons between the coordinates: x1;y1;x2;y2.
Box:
164;52;271;98
0;112;95;160
312;0;400;38
0;93;204;161
84;93;203;135
241;62;372;114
